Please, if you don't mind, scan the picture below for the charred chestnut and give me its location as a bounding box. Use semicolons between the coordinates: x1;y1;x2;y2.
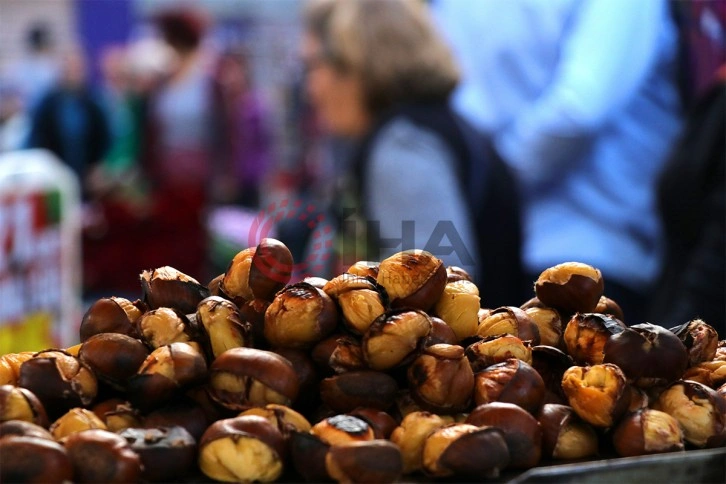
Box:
563;312;626;365
320;370;398;413
119;426;197;482
407;344;474;414
140;266;210;314
0;352;34;386
534;262;604;315
311;414;375;446
376;250;447;311
473;358;546;415
670;319;719;367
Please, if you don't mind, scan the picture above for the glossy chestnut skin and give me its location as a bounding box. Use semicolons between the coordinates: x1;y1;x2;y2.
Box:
78;333;149;390
79;296;142;341
127;342;207;412
0;420;53;440
119;426;197;482
611;409;684;457
531;345;574;405
248;238;294;301
208;347;299;411
18;350;98;420
290;431;331;482
466;402;542;469
473;358;546;415
312;334;366;374
140;266;210;314
407;344;474;414
422;424;510;478
426;316;459;347
320;370;398;413
199;415;287;483
326;440;403;484
537;403;598;460
221;247;257;303
376;250;447;311
0;435;73;483
561;363;629;428
349;408;398;440
603;323;688;388
652;380;726;448
63;429;142;483
264;282;338;349
594;295;625;322
143;397;210;441
362;309;432;371
0;385;48;427
477;306;541;345
534;262;604;315
563;312;626;365
670;319;719;367
389;411;451;474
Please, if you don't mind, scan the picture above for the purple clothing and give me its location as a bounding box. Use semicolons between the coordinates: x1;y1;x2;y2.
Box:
229;92;272;187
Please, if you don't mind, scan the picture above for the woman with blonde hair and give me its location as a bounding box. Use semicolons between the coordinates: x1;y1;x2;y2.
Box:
301;0;526;307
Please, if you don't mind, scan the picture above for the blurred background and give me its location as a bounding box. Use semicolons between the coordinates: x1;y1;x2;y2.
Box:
0;0;724;351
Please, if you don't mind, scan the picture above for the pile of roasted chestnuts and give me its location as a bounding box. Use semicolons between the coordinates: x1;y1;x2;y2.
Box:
1;239;725;483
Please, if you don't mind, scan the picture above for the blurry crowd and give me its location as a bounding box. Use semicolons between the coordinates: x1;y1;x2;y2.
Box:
0;0;724;336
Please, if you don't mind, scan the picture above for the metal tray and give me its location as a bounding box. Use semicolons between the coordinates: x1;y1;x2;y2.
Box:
506;447;726;484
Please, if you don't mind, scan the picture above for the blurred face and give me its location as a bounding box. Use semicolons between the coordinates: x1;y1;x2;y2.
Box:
301;33;370;137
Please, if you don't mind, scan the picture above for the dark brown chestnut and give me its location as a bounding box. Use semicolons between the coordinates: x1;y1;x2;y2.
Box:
312;334;366;374
561;363;629;428
79;296;142;341
531;345;574;405
0;420;53;440
63;428;142;483
362;309;432;371
407;344;474;414
143;397;210;441
534;262;604;315
290;430;331;482
0;384;48;427
320;370;398;413
78;333;149;390
603;323;688;388
140;266;210;314
248;238;294;301
466;402;542;469
208;347;299;411
537;403;598;460
199;415;286;483
0;435;73;483
119;426;197;482
563;312;626;365
652;380;726;448
473;358;546;415
594;295;625;321
422;423;510;478
611;408;684;457
427;316;459;347
18;350;97;419
376;250;447;311
326;440;403;483
349;408;398;440
264;282;338;349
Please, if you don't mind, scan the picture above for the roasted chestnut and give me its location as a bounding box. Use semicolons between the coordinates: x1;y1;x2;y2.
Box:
310;414;375;445
477;306;541;345
594;295;625;321
79;296;142;341
312;334;366;374
208;347;299;411
537;403;598;460
362;309;432;371
407;344;474;414
348;408;398;440
0;352;35;386
348;261;380;279
427;316;459;347
119;426;197;482
670;319;719;367
136;307;196;348
143;397;209;441
18;350;98;419
466;402;542;469
433;280;480;341
290;431;331;482
50;407;107;440
240;403;312;437
534;262;604;315
323;274;387;335
248;238;294;300
389;411;451;474
264;282;338;349
63;429;142;483
466;335;532;372
196;296;249;358
682;360;726;389
91;399;141;433
563;312;626;365
0;420;53;440
376;250;447;311
140;266;210;314
0;435;73;483
422;424;510;478
78;333;149;390
611;408;684;457
603;323;688;388
199;415;287;483
320;370;398;413
473;358;546;415
0;385;48;427
652;380;726;448
326;440;403;483
524;306;563;347
561;363;629;428
531;345;574;405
